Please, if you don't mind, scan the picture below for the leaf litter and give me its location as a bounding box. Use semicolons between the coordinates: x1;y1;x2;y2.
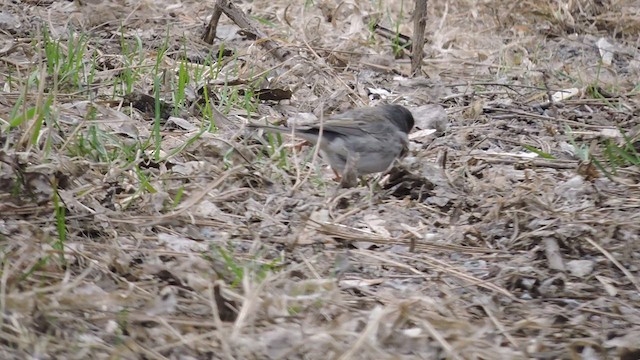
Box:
1;0;639;359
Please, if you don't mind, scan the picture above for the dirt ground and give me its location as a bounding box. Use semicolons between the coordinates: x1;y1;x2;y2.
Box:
1;0;639;359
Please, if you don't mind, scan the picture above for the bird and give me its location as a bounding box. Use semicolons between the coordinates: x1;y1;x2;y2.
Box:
247;104;414;184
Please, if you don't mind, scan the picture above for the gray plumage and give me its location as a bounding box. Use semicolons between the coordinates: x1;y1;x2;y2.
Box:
248;104;414;176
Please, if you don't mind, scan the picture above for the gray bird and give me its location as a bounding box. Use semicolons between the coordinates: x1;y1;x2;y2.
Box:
248;104;414;181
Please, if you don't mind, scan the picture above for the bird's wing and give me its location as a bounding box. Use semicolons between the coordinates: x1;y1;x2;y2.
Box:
322;107;393;135
321;120;390;137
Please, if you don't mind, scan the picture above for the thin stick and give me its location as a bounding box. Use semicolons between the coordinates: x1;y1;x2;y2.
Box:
584;236;640;293
203;0;291;61
202;5;223;44
411;0;428;76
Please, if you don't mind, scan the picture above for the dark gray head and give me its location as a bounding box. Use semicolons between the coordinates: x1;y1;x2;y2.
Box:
380;105;414;134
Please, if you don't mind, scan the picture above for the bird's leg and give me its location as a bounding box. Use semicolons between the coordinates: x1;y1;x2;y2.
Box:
339;152;359;188
332;168;341;181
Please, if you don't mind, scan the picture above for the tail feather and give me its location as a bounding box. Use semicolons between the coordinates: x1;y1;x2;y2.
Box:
247;123;322;143
246;124;291;134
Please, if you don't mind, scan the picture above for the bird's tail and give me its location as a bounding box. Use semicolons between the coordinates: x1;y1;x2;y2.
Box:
246;123;291;134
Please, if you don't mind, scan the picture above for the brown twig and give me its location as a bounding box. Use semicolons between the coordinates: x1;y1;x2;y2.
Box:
411;0;428;76
202;0;291;62
469;155;578;170
202;5;223;44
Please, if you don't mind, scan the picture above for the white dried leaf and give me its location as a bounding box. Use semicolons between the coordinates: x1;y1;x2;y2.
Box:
367;87;392;97
604;331;640;349
158;233;208;252
409;128;437;140
286;112;318;127
150;191;170;213
166;116;196;131
599;128;622;138
411;104;449;134
566;259;594;277
551;87;580;102
402;327;423;337
105;320;119;334
363;214;390;237
172;161;207;175
595;275;618;296
145;287;177;316
72;283;109;297
340;278;384;287
596;37;615;66
195;199;222;218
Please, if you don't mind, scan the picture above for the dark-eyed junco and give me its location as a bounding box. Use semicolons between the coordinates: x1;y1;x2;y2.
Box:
248;104;414;182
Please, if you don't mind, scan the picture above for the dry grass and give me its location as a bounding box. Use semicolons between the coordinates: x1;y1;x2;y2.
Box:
1;0;639;359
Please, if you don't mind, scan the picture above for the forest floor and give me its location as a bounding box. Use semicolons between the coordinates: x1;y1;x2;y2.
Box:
1;0;639;359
